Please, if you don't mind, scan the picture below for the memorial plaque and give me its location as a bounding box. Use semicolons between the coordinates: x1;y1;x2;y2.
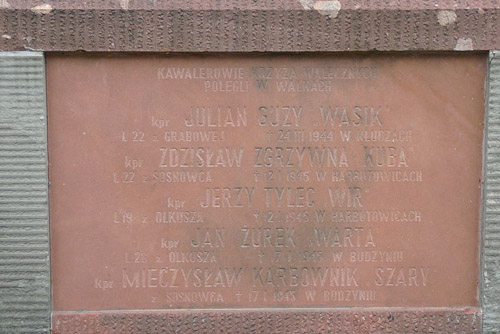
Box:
47;54;485;312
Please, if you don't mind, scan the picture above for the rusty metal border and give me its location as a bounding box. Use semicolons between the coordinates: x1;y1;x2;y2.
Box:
0;0;498;52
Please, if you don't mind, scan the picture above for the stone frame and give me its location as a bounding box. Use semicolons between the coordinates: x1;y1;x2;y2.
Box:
0;1;499;333
484;50;500;334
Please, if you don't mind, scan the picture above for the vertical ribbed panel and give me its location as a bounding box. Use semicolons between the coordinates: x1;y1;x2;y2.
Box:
484;50;500;334
0;52;49;333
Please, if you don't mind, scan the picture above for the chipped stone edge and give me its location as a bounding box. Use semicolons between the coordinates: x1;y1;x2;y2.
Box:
455;37;475;51
312;1;341;19
118;0;129;10
30;3;53;14
483;50;500;334
0;0;10;9
437;10;457;26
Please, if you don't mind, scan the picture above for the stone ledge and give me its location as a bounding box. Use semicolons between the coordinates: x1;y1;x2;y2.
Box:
0;0;498;51
52;308;482;334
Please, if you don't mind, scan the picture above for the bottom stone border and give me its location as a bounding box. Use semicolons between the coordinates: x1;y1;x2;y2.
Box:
52;308;481;333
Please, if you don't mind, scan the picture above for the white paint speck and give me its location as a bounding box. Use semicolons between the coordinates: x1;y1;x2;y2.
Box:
0;0;9;8
437;10;457;26
119;0;129;10
31;4;53;15
455;37;474;51
313;0;341;19
299;0;314;10
2;34;11;40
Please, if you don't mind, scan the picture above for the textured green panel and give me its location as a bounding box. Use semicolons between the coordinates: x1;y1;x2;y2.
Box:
484;50;500;334
0;52;49;333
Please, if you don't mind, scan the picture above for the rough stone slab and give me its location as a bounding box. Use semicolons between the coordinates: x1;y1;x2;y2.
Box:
52;308;481;334
485;50;500;334
0;52;49;333
0;0;498;52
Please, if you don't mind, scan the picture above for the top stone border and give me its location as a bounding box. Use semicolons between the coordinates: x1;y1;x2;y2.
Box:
0;0;498;52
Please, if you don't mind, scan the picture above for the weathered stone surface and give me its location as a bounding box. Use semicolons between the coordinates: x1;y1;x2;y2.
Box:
45;54;486;334
52;308;482;334
0;52;50;333
484;50;500;334
0;0;498;52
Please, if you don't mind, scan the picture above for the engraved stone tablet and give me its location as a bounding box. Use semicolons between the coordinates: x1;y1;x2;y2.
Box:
47;54;485;312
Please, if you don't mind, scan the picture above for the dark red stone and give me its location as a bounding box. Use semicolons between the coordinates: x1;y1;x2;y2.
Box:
47;53;486;332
